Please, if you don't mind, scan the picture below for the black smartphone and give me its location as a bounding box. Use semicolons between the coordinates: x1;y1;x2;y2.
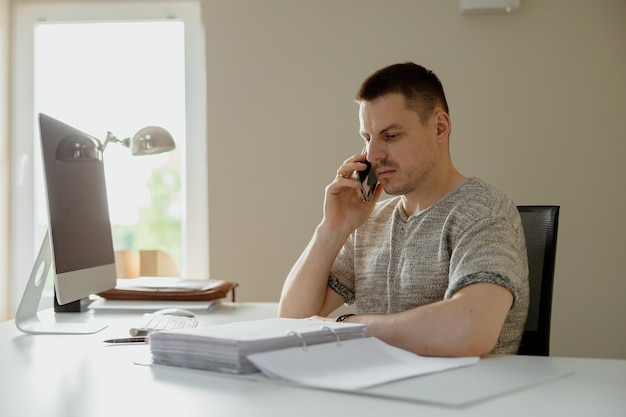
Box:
358;160;378;203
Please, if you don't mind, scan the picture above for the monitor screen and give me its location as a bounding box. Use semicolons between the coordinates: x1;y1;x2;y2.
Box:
39;113;117;305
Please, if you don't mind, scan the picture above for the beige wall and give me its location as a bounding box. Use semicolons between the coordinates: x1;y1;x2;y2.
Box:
204;0;626;359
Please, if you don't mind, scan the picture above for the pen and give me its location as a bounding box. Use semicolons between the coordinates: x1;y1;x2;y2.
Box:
104;337;149;344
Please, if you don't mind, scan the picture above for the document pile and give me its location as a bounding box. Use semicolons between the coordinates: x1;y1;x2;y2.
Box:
149;317;366;374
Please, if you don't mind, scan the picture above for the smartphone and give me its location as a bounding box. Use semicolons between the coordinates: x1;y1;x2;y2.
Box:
358;160;378;203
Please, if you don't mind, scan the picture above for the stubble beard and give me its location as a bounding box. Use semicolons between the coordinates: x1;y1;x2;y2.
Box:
379;157;437;197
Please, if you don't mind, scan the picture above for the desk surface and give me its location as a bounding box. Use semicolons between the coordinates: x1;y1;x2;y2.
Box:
1;301;625;417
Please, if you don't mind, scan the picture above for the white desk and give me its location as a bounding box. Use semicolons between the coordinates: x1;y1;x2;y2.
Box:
1;301;625;417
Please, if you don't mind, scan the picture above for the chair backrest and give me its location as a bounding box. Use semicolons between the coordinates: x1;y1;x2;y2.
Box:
516;206;560;356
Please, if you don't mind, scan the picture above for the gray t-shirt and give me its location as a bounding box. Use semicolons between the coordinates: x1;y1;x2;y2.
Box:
328;177;529;354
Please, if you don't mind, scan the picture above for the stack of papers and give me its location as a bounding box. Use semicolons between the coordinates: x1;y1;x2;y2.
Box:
149;318;366;374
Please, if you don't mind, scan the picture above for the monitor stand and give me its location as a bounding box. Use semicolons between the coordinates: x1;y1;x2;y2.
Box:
54;288;91;313
15;231;108;335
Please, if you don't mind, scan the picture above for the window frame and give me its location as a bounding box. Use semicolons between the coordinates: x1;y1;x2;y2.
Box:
10;0;208;312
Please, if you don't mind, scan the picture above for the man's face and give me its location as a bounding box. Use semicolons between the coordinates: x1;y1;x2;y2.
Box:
359;93;440;197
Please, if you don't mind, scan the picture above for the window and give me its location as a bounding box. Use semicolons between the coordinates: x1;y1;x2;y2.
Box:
10;1;208;310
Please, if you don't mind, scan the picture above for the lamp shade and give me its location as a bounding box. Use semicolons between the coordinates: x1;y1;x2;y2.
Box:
56;134;102;162
130;126;176;156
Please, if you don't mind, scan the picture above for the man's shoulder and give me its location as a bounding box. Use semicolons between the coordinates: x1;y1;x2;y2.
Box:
459;176;508;198
448;177;517;216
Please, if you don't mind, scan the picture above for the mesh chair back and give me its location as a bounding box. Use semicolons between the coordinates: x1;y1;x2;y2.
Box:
517;206;560;356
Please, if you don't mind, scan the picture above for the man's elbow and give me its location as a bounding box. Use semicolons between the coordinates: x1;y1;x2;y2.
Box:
463;338;497;357
457;328;500;357
277;300;296;318
277;299;312;319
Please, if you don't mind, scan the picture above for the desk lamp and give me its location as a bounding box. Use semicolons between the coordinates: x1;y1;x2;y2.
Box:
56;125;175;162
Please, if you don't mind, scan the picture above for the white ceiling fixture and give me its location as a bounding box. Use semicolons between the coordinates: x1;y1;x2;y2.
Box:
459;0;520;14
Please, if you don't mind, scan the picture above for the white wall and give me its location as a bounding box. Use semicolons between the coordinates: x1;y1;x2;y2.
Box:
203;0;626;359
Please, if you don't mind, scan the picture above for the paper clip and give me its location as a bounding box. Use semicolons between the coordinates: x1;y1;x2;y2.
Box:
321;326;341;346
287;330;307;351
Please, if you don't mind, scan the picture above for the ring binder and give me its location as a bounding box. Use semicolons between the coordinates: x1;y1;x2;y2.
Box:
321;326;341;346
287;330;307;351
149;318;367;374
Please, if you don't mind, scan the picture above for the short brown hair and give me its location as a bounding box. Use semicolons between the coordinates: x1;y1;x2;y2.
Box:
355;62;449;124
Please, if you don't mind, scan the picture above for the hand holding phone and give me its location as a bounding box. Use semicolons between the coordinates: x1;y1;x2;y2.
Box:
358;160;378;203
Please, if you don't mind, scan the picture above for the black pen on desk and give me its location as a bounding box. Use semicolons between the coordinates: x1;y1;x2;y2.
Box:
104;337;149;344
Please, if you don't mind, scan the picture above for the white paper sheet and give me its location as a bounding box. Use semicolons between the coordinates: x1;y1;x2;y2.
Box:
115;277;218;291
247;337;479;391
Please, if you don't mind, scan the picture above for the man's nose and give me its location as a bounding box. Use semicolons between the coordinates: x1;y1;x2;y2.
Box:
366;138;384;164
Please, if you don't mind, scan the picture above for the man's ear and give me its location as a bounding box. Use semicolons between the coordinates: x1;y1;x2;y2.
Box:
435;111;451;140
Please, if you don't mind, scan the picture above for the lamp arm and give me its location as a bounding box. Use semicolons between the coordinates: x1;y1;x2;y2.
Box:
102;132;131;152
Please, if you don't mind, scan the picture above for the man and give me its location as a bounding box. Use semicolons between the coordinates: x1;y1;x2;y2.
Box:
278;62;528;357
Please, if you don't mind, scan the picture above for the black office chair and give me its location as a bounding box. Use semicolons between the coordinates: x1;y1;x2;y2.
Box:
516;206;560;356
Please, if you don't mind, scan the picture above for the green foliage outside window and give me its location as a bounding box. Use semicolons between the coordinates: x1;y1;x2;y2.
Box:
111;162;182;272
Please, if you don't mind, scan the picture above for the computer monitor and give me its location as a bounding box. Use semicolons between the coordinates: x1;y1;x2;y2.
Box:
15;113;117;334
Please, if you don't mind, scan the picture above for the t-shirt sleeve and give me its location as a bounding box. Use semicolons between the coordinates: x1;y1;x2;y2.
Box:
445;214;528;305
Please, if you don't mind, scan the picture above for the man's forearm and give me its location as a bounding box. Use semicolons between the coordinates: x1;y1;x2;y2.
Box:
343;283;513;357
278;225;347;317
